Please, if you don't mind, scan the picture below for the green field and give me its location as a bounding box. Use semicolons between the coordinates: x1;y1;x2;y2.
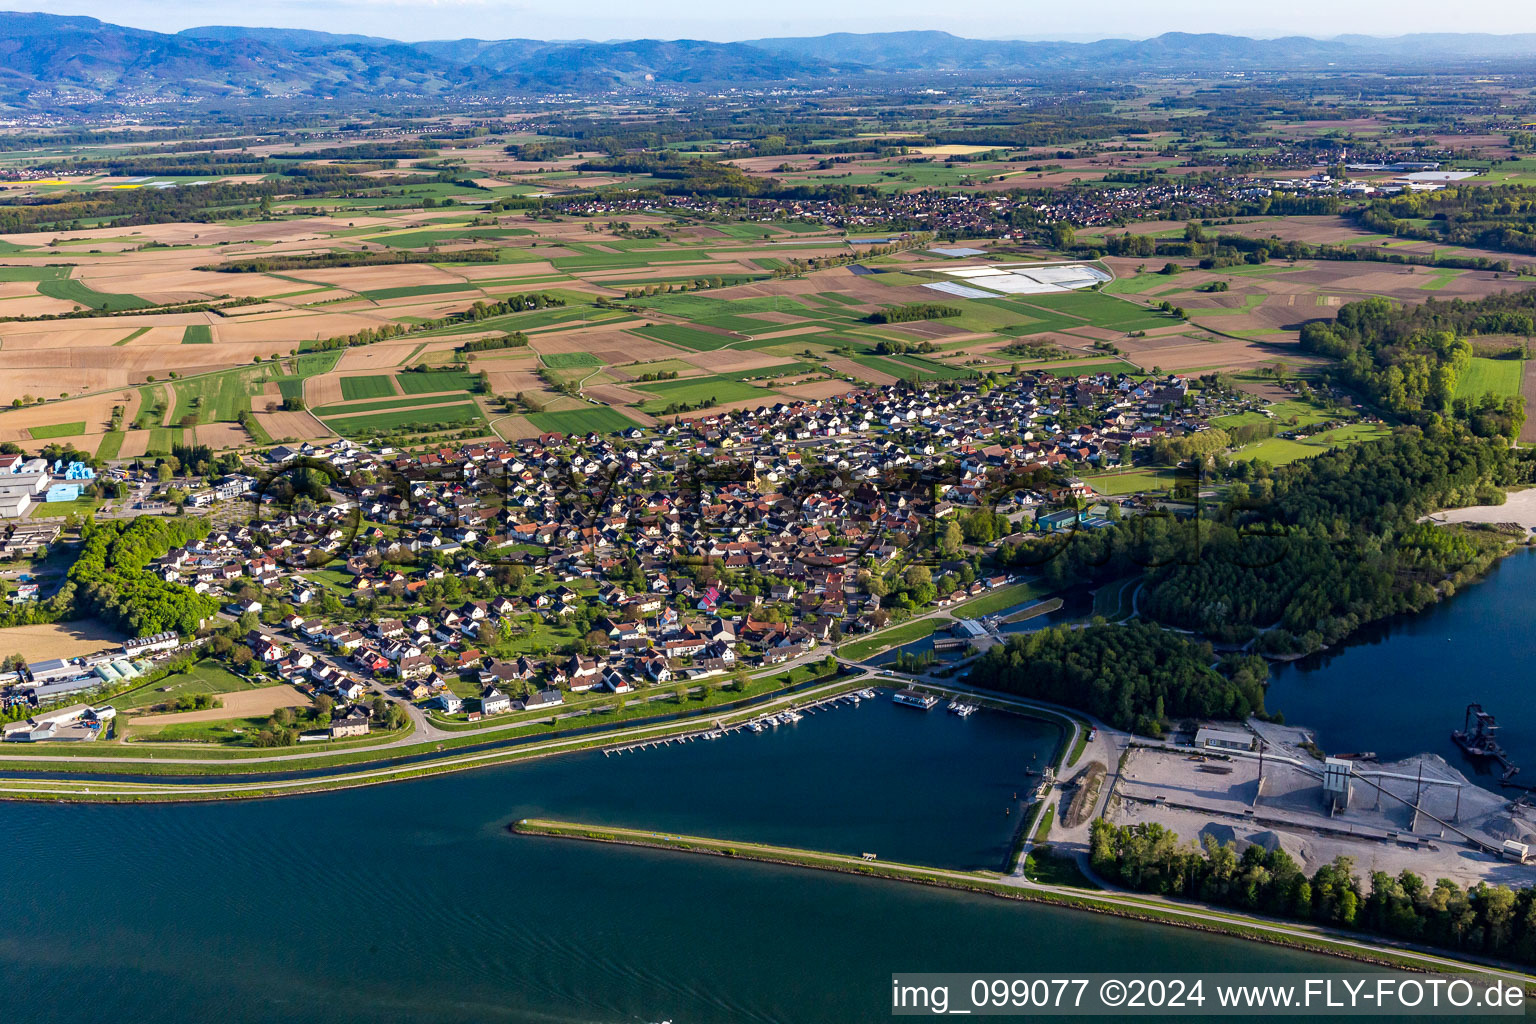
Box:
1018;359;1141;377
96;431;125;460
37;276;153;312
951;581;1053;617
1080;467;1180;495
146;427;183;453
27;421;85;440
628;294;818;320
838;618;942;660
115;327;151;346
371;226;533;248
395;370;479;395
0;265;152;312
636;379;774;413
1455;357;1524;400
1233;423;1392;465
181;325;212;344
321;402;485;435
315;394;477;417
111;659;269;712
1019;290;1179;332
169;365;277;424
526;408;643;435
633;323;742;351
360;283;482;301
541;352;602;368
340;375;398;401
848;352;976;381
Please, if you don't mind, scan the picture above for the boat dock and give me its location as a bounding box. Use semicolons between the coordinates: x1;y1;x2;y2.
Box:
603;688;879;755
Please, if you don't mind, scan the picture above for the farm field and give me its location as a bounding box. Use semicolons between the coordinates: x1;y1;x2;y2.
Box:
0;619;126;661
396;370;480;394
1455;356;1525;400
340;375;398;401
526;407;643;434
321;402;486;435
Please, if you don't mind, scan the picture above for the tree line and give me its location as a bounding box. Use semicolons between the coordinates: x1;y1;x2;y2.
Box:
866;303;961;325
200;249;501;273
1092;820;1536;966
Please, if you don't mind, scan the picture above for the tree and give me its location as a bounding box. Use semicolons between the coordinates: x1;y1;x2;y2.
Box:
941;519;963;556
312;693;334;721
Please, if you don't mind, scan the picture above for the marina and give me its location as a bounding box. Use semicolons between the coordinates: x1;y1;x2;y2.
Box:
606;688;880;752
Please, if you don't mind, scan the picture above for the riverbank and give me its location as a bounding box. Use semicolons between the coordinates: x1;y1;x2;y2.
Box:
0;673;869;803
511;818;1536;984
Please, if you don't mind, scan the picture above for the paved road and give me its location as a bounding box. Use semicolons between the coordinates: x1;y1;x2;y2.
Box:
0;674;869;796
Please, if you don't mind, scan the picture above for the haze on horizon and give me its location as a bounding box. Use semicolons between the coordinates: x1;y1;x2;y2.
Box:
9;0;1536;45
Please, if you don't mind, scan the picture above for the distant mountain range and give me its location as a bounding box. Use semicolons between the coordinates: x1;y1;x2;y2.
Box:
4;14;1536;109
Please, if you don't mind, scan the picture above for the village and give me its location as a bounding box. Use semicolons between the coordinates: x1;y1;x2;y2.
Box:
0;366;1291;738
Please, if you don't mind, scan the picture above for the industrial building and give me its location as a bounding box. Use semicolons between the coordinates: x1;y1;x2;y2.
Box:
1195;727;1255;752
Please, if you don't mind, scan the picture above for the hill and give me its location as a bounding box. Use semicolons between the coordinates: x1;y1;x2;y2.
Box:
7;16;1536;110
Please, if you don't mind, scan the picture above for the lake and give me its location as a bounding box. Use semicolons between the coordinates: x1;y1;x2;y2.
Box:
0;694;1347;1024
1267;547;1536;788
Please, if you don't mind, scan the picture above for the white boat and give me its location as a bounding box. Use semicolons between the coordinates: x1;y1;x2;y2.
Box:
746;721;764;733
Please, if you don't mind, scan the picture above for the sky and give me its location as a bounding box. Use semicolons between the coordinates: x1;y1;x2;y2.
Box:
11;0;1536;43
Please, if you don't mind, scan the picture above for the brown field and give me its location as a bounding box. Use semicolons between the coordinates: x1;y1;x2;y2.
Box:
191;421;253;450
1114;335;1323;375
126;685;312;729
1522;362;1536;445
456;262;561;280
825;356;898;385
776;379;861;401
484;369;551;396
528;328;681;365
0;619;126;661
0;290;79;316
303;264;472;292
580;382;649;407
333;341;424;372
0;388;136;441
491;415;546;440
116;430;152;457
254;409;333;441
214;312;395;347
678;349;793;373
303;373;349;408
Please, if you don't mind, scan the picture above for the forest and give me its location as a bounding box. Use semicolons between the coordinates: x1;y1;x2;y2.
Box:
1357;184;1536;257
1300;293;1530;430
1092;820;1536;966
998;431;1533;651
65;516;221;636
967;620;1267;734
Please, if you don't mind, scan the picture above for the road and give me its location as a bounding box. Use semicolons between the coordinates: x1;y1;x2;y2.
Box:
0;673;870;796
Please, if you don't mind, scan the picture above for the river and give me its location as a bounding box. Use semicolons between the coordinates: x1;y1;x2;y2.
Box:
0;695;1347;1024
1267;546;1536;787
